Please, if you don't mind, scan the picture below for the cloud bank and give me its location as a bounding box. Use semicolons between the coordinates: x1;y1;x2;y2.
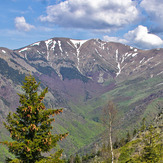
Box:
40;0;139;31
15;16;35;32
104;25;163;49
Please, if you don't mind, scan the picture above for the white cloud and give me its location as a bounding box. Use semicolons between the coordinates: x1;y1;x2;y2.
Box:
15;16;35;32
103;25;163;49
40;0;139;31
103;35;127;44
140;0;163;33
124;25;163;49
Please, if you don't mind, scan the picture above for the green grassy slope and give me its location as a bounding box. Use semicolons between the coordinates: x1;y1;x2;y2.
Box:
0;75;162;160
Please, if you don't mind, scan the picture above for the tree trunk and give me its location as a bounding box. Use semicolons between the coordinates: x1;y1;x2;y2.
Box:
109;119;114;163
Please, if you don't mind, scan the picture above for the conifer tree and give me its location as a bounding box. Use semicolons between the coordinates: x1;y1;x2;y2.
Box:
140;117;146;132
2;75;68;163
74;154;81;163
126;131;131;143
141;125;159;162
133;129;137;137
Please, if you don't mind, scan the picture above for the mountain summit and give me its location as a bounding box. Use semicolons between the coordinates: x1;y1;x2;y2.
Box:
3;37;162;83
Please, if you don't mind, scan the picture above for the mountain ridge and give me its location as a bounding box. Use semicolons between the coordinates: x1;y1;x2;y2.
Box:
1;37;162;84
0;37;162;159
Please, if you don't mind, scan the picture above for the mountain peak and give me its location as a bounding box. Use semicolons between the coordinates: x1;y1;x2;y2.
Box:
11;37;162;84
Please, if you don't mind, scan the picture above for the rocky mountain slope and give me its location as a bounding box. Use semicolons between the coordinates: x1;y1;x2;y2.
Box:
0;37;162;159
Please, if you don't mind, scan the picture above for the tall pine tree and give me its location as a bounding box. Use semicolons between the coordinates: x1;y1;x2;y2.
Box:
2;75;68;163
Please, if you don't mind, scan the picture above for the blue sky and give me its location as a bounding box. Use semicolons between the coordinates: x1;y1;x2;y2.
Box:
1;0;163;49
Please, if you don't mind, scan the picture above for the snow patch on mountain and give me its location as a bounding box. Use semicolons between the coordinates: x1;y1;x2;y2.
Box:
77;49;80;66
116;49;121;77
102;43;106;50
25;53;27;60
37;50;41;54
45;39;53;60
70;39;87;71
157;71;163;76
19;47;29;52
121;56;125;63
140;57;145;64
65;51;69;57
127;53;132;57
125;52;128;56
143;57;154;64
58;40;63;53
45;39;53;50
31;42;40;46
132;53;138;57
51;40;56;51
2;50;6;54
99;42;106;50
67;41;74;48
150;62;161;69
70;39;87;49
95;48;102;57
154;62;161;67
121;51;138;64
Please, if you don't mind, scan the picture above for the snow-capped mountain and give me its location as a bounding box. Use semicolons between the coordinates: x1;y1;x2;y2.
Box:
4;37;162;84
0;37;162;158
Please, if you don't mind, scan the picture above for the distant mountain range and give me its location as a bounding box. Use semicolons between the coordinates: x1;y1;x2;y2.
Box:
0;37;162;159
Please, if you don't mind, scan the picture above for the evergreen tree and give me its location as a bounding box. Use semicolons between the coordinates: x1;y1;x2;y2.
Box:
2;75;68;163
74;154;81;163
140;117;146;132
141;125;159;162
133;129;137;137
119;138;125;147
125;131;131;143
